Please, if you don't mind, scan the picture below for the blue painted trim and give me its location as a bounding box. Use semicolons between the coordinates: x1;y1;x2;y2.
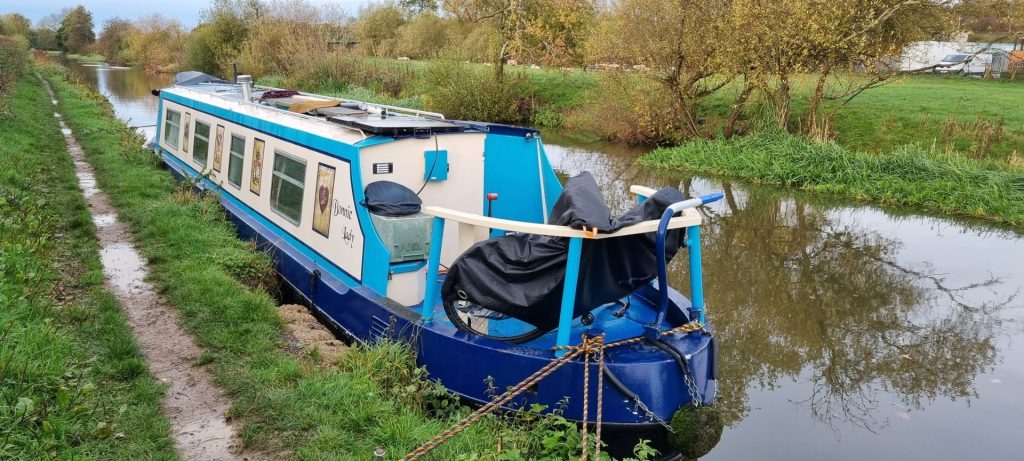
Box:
155;98;164;153
555;237;584;355
421;216;445;322
389;260;426;275
162;150;362;288
353;136;394;148
159;91;392;295
687;225;705;323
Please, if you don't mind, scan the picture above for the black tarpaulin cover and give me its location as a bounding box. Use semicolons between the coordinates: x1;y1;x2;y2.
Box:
441;172;687;332
363;181;422;216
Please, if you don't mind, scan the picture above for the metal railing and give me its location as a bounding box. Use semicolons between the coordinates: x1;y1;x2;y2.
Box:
419;186;718;354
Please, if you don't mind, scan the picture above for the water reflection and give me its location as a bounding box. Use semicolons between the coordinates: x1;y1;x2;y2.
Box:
66;61;172;140
544;131;1024;459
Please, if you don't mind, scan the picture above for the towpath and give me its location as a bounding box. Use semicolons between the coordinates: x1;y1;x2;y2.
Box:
39;74;259;461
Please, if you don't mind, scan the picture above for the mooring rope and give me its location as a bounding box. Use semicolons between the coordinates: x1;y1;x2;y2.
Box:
401;322;703;460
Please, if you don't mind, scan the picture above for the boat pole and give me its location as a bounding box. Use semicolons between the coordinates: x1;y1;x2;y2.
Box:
534;134;549;223
554;237;584;355
421;217;446;322
687;226;705;324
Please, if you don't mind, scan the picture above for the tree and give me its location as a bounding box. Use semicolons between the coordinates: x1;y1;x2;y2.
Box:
396;12;449;59
30;9;69;50
526;0;595;67
353;4;406;57
123;15;188;72
444;0;594;79
96;18;133;65
189;0;265;76
400;0;439;15
586;0;731;137
0;13;32;39
239;0;348;76
57;5;95;53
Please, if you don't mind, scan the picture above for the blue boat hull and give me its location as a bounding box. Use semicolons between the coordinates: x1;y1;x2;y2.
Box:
160;150;717;454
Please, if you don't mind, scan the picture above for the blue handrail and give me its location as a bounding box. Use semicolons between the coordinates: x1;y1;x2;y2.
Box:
647;193;723;338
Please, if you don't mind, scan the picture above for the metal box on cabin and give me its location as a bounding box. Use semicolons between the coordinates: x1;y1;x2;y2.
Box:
369;212;433;263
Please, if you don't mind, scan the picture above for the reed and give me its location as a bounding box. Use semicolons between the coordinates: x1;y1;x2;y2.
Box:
641;132;1024;226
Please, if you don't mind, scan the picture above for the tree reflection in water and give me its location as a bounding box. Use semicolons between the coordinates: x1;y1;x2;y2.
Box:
693;184;1013;431
544;137;1015;434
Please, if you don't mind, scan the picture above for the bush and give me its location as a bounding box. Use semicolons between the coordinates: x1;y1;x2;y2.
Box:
422;57;529;123
0;35;29;108
566;72;682;145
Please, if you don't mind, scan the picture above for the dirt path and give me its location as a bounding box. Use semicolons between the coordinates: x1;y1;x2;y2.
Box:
40;75;260;461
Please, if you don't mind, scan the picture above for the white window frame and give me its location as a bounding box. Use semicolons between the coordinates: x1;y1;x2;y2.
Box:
163;109;181;149
270;150;306;226
192;121;211;168
227;134;246;189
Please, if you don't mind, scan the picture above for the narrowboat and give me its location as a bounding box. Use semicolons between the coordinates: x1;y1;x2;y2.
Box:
153;72;723;458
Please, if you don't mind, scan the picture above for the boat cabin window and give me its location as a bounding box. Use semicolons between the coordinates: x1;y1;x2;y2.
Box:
270;151;306;225
227;134;245;188
163;109;181;149
192;121;211;168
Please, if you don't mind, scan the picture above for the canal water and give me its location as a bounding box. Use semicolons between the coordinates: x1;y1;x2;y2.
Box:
68;61;1024;460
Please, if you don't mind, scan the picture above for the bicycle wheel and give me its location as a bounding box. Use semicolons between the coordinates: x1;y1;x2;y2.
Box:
442;290;545;344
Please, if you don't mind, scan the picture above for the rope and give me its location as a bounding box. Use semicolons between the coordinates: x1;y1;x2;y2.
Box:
579;337;591;461
594;336;605;460
401;322;703;460
401;346;585;460
553;321;704;351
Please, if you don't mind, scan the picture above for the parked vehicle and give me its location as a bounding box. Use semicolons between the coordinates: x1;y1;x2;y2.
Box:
933;53;992;75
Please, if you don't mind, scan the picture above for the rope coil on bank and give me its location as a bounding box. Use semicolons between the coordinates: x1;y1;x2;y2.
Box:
400;321;703;461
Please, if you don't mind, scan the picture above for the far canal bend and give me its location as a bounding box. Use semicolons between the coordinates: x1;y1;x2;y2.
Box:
67;61;1024;461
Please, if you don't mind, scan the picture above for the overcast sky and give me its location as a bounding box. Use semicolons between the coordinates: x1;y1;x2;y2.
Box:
1;0;373;29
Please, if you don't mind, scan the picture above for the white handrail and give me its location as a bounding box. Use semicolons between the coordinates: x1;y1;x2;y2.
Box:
629;185;658;198
422;205;702;240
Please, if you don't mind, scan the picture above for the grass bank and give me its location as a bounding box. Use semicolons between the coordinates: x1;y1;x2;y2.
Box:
0;71;176;458
65;53;107;63
40;64;644;460
640;132;1024;226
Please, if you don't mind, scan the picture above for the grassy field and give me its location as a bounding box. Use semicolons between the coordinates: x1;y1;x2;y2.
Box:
0;71;177;459
641;132;1024;225
40;64;631;460
826;75;1024;160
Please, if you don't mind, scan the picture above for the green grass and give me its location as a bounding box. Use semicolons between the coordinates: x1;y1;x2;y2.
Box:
0;73;177;459
825;75;1024;159
65;53;107;63
641;132;1024;225
39;64;630;460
